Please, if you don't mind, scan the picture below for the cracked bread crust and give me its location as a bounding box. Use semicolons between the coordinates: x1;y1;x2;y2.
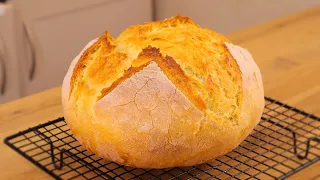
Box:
62;15;264;168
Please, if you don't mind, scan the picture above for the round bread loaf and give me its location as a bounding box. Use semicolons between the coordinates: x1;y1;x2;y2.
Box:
62;15;264;169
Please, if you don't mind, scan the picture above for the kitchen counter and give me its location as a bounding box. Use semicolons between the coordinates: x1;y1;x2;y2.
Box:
1;6;320;180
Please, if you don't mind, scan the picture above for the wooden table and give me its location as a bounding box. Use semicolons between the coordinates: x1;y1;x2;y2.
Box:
1;6;319;180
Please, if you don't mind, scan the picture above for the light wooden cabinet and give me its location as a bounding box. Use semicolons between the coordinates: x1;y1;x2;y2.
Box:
0;4;21;103
10;0;153;96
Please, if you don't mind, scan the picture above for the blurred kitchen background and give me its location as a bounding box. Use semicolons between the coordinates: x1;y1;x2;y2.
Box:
0;0;319;104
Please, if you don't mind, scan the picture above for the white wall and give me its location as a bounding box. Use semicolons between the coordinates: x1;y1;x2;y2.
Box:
154;0;320;34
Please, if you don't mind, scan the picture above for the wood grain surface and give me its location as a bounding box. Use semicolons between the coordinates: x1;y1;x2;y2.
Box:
1;6;319;180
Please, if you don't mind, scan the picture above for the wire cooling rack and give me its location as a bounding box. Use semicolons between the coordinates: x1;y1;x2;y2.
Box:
4;97;320;180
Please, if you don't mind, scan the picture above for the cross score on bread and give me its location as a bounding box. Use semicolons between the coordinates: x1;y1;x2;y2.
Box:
62;15;264;169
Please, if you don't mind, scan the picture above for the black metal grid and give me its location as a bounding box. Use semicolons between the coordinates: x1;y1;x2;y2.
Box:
4;97;320;180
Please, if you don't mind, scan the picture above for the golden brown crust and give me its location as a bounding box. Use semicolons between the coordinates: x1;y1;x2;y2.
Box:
70;32;116;99
115;15;243;122
135;46;207;111
62;15;264;169
97;61;151;101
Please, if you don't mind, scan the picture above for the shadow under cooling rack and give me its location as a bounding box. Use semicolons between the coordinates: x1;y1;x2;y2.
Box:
4;97;320;180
